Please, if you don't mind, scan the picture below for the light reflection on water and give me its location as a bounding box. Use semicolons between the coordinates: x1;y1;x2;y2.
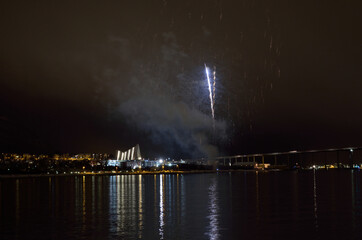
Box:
313;169;318;231
159;175;165;239
0;171;361;240
138;175;143;239
351;170;361;231
206;177;219;240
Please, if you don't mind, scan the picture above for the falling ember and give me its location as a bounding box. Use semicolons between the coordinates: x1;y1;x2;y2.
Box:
204;64;215;120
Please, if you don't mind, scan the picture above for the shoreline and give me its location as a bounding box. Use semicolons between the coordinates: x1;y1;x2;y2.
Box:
1;168;357;178
0;169;259;178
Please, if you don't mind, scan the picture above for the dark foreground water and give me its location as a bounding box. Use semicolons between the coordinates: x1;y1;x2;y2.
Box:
0;170;361;240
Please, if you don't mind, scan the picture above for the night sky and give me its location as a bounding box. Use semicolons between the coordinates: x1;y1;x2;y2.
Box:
0;1;361;158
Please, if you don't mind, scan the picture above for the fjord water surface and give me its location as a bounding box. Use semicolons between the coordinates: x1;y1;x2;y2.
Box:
0;170;361;239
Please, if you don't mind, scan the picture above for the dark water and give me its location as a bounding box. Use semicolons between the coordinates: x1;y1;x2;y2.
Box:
0;170;361;240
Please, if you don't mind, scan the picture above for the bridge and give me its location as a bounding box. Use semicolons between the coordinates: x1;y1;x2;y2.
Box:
187;147;362;169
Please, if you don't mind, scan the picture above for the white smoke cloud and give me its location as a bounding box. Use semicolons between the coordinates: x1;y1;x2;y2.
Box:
103;32;226;158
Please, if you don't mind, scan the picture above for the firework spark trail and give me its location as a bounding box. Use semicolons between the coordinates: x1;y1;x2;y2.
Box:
213;66;216;114
204;64;215;120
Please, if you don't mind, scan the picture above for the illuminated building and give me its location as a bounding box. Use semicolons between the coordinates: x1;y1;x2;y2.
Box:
116;144;142;161
107;144;143;167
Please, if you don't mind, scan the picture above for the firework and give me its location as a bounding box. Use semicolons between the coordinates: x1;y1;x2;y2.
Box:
213;66;216;112
204;64;215;120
